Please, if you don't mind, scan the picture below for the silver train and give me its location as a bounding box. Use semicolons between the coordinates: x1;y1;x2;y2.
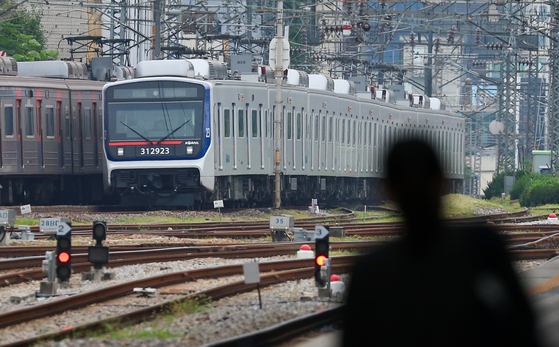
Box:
0;58;107;205
103;59;465;207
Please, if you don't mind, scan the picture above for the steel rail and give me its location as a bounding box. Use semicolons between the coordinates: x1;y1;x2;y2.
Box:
0;257;356;331
0;242;380;287
25;209;533;239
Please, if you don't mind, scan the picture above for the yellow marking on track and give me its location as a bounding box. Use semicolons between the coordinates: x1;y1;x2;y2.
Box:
527;274;559;296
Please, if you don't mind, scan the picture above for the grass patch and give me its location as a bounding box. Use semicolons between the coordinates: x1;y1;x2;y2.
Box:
91;296;211;340
330;249;362;256
441;194;520;217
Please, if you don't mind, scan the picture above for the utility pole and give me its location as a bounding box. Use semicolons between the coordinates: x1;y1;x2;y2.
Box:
154;0;162;59
550;1;559;175
271;0;289;208
424;29;433;97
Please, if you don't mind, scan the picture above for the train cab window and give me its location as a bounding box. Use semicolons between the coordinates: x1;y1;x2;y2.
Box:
252;110;258;138
4;106;14;136
287;111;292;140
25;106;34;136
224;109;231;137
46;107;55;137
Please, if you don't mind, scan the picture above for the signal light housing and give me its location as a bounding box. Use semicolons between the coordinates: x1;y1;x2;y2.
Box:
314;227;330;288
56;222;72;282
92;221;107;245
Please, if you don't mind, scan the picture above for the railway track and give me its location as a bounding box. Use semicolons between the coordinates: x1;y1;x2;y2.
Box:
0;256;355;347
2;209;557;347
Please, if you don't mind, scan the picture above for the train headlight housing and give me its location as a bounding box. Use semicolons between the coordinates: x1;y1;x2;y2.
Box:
117;147;124;156
186;146;193;154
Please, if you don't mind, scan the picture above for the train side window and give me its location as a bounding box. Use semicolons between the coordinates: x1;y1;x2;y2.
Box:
353;120;356;145
217;104;221;139
296;112;301;140
26;106;34;136
321;114;326;142
347;117;351;145
265;110;269;138
84;109;92;139
238;109;244;137
4;106;14;137
306;113;312;140
342;119;345;144
328;115;333;143
224;109;231;137
65;113;70;140
46;107;55;137
252;110;258;137
287;111;292;140
314;114;319;142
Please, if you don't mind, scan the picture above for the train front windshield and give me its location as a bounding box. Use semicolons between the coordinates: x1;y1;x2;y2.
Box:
105;81;205;143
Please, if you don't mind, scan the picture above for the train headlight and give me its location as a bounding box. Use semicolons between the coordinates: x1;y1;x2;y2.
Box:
117;147;124;156
186;146;193;154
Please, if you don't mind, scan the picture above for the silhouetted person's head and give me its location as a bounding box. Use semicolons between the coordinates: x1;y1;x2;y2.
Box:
386;139;444;231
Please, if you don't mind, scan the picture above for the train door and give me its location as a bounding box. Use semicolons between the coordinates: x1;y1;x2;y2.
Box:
74;100;84;171
92;103;99;168
284;107;290;171
215;103;222;171
249;106;259;171
320;111;325;171
16;99;23;169
82;106;93;171
296;109;302;171
4;104;16;169
259;105;264;170
302;110;307;171
56;101;64;169
37;98;44;170
0;98;3;169
245;104;250;170
44;105;57;171
22;101;37;170
326;112;331;171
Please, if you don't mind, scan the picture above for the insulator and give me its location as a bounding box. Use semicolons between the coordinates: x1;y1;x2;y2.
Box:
475;28;482;45
362;22;371;32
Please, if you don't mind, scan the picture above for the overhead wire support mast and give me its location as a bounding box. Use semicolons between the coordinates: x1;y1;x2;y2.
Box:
272;0;289;208
551;0;559;176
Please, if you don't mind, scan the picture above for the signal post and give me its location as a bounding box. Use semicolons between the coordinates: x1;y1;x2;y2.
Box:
314;226;331;297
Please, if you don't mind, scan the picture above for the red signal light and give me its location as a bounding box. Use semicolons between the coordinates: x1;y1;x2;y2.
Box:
316;255;328;266
58;252;70;263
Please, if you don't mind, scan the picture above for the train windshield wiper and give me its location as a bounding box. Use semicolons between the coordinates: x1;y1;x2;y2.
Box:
157;119;190;144
120;121;153;145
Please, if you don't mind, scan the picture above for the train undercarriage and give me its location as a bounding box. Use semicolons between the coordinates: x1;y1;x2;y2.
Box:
0;175;107;206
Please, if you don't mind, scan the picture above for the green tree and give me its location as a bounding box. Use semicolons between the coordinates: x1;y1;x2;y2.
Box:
0;2;59;61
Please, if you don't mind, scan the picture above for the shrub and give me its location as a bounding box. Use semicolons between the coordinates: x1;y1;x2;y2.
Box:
510;171;536;200
483;172;505;199
520;176;559;207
